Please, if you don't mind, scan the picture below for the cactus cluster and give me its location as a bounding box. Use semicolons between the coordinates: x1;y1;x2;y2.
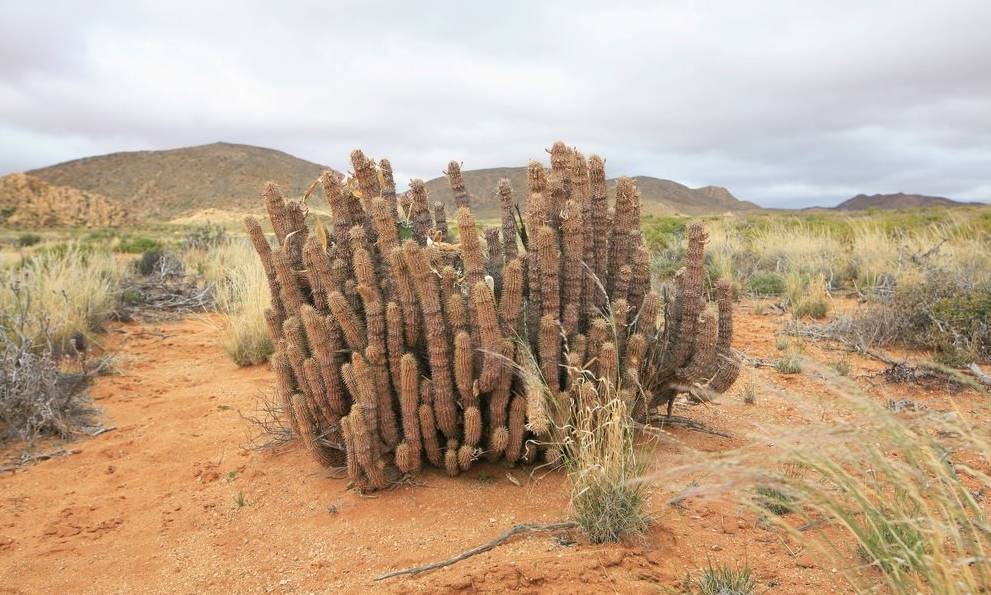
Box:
246;142;740;490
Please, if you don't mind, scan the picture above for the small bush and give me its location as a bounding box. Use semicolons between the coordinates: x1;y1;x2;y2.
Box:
837;271;991;364
641;216;686;251
755;485;796;515
692;562;756;595
182;223;228;251
748;271;785;296
856;503;929;575
1;287;96;444
784;270;805;308
774;354;803;374
792;274;830;320
927;284;991;365
741;372;758;404
829;360;851;376
136;249;165;276
210;240;273;366
565;396;650;543
1;244;122;350
17;233;42;248
115;235;160;254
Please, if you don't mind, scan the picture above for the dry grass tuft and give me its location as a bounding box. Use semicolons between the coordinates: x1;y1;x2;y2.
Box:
0;284;98;445
663;371;991;593
0;243;122;350
195;239;273;366
563;395;651;543
689;561;757;595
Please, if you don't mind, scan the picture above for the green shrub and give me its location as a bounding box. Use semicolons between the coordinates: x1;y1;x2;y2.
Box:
928;285;991;365
841;272;991;365
182;223;228;250
641;216;686;251
829;360;851;376
774;354;803;374
16;233;42;248
116;235;160;254
136;249;167;276
748;271;785;296
792;274;830;320
1;244;122;350
755;485;796;515
691;562;756;595
856;502;929;576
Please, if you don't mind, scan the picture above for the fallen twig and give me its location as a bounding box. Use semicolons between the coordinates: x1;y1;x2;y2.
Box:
737;352;776;369
374;521;578;581
643;415;733;438
786;323;984;391
969;363;991;387
84;425;117;437
0;448;79;474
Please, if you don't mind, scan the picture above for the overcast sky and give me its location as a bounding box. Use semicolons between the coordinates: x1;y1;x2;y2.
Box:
2;1;989;208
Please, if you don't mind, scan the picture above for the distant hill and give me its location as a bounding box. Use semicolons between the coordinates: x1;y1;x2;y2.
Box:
422;167;756;219
835;193;980;211
28;142;334;219
0;173;128;228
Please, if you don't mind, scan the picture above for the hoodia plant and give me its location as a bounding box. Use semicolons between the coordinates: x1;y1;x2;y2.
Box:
246;142;740;491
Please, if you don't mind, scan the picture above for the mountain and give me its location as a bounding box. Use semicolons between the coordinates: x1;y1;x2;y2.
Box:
24;143;755;222
422;167;756;219
28;142;334;219
835;193;980;211
0;173;128;228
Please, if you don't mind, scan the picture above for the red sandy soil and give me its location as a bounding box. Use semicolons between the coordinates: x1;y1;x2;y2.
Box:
1;302;987;593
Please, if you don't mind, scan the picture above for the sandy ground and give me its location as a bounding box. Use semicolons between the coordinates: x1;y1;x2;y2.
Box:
1;302;987;593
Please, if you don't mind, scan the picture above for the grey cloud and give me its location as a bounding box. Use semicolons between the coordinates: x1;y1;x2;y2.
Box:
1;0;989;207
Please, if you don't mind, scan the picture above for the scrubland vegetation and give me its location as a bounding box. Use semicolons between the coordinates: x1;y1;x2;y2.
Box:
0;222;268;445
672;372;991;594
646;207;991;364
0;244;119;444
1;201;988;593
187;237;272;366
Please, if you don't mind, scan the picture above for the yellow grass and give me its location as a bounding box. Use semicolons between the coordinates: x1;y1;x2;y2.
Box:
190;239;272;366
0;244;122;348
660;368;991;593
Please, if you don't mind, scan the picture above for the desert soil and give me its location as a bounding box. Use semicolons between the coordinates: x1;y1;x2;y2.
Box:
2;302;987;594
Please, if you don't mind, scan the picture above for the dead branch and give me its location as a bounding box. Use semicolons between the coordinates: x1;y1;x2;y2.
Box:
969;363;991;387
374;521;578;581
786;322;984;391
0;448;78;474
737;352;776;369
644;415;733;438
84;426;116;437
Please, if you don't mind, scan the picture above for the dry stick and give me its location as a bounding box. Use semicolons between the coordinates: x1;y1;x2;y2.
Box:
374;521;578;581
84;425;117;437
786;326;984;390
969;363;991;387
0;448;79;473
642;415;733;438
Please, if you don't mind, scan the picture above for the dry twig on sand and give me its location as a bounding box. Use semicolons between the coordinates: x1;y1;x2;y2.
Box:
643;415;733;438
969;363;991;387
0;448;79;474
374;521;578;580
